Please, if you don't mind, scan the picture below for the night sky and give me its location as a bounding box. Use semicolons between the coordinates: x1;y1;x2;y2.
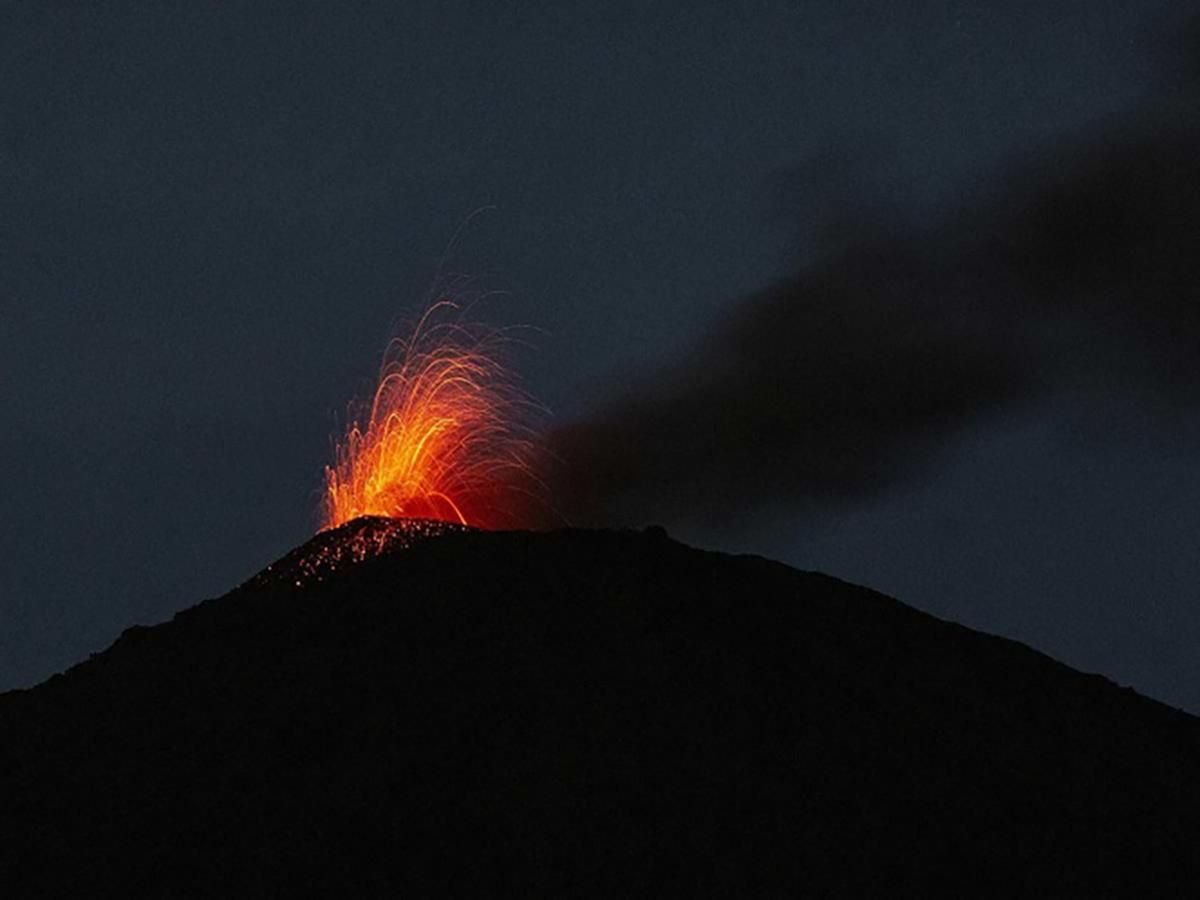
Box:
4;2;1199;711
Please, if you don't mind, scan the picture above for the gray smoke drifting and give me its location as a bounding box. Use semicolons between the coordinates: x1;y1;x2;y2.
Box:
550;25;1200;526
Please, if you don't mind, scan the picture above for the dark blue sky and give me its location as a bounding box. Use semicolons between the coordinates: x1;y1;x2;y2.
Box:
4;1;1199;710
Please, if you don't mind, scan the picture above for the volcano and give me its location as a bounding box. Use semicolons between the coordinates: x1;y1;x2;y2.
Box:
1;520;1197;896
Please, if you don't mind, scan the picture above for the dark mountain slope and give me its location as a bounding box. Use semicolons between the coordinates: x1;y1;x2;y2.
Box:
1;521;1197;897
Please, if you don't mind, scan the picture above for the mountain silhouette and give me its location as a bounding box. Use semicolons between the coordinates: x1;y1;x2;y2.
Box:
1;519;1197;896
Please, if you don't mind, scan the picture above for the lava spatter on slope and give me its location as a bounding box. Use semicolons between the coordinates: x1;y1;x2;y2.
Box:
252;516;472;589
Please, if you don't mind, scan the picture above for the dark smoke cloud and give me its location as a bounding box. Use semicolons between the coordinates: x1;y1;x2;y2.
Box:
550;23;1200;527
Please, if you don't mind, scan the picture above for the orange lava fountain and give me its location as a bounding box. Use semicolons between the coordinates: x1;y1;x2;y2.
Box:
321;300;543;531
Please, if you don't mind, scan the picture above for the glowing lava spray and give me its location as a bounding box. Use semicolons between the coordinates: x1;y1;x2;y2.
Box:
321;300;544;531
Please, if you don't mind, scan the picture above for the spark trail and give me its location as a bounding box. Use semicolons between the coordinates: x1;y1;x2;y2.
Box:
322;299;543;531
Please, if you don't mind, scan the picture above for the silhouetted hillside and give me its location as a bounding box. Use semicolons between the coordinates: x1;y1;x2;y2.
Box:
1;520;1197;896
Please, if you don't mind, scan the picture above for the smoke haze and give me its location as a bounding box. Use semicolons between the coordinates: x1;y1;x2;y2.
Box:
551;26;1200;526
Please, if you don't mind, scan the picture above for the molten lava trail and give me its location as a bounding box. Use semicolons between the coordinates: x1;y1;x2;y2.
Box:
321;300;543;531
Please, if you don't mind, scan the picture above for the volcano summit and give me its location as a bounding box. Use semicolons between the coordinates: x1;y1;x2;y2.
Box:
1;522;1197;896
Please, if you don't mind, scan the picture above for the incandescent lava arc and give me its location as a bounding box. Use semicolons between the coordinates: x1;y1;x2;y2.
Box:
321;300;544;532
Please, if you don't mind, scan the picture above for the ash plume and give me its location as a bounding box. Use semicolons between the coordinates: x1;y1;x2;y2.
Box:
550;21;1200;527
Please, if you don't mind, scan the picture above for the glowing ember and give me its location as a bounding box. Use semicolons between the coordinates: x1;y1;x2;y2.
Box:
254;516;470;589
321;299;543;531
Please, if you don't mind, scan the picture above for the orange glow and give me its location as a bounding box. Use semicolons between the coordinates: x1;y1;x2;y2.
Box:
321;300;543;531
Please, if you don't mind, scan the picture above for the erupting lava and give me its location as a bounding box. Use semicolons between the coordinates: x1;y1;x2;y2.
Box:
321;300;542;531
